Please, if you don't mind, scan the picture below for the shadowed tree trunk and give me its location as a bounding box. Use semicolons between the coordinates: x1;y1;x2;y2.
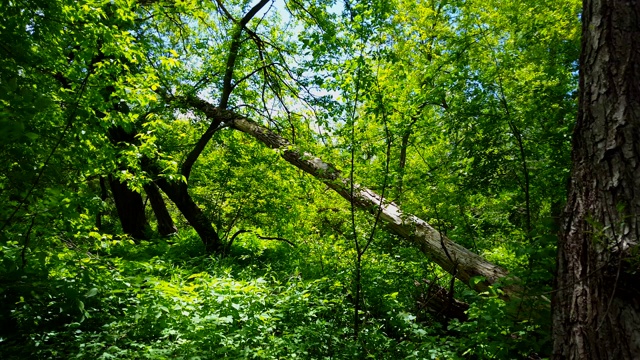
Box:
154;177;221;253
416;280;469;323
108;174;150;240
108;122;220;248
552;0;640;358
107;126;151;241
144;182;177;236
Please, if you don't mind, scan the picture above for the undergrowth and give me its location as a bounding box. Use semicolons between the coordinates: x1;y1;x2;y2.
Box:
0;231;549;359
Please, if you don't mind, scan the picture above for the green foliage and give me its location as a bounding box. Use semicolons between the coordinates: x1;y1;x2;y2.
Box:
0;234;456;359
1;0;581;358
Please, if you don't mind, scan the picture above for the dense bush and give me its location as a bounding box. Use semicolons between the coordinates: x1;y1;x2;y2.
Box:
0;230;548;359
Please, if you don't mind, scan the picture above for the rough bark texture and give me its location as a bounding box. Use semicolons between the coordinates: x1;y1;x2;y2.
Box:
226;117;516;298
143;182;178;237
108;175;150;240
154;178;221;253
552;0;640;358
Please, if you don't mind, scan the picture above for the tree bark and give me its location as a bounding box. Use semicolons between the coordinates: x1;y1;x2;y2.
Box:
154;178;221;253
143;182;178;237
108;175;150;240
552;0;640;358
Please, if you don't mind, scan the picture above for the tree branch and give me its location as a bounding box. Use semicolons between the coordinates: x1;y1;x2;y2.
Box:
224;229;295;254
219;0;271;110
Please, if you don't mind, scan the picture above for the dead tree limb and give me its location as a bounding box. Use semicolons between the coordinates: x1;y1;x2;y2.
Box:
173;97;518;299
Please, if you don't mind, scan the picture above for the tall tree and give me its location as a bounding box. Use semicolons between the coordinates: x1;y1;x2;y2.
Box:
553;0;640;358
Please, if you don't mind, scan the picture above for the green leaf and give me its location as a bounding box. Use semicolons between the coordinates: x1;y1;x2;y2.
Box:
24;132;39;140
85;288;98;298
470;276;487;287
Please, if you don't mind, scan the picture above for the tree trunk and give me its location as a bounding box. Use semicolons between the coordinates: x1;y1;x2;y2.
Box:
108;175;150;240
552;0;640;358
154;178;221;253
143;182;178;237
396;129;411;204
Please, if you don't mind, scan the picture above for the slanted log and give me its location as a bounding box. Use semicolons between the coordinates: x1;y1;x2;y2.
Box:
175;97;518;298
227;116;517;298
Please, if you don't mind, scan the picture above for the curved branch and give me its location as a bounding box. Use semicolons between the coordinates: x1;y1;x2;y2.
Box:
255;234;296;247
225;229;251;254
219;0;271;110
231;62;278;91
180;112;224;179
224;229;295;254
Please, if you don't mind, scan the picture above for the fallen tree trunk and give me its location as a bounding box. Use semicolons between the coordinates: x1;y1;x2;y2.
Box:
175;96;518;299
227;117;517;298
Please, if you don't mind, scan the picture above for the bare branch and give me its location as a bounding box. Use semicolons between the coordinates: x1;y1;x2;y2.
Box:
219;0;271;110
